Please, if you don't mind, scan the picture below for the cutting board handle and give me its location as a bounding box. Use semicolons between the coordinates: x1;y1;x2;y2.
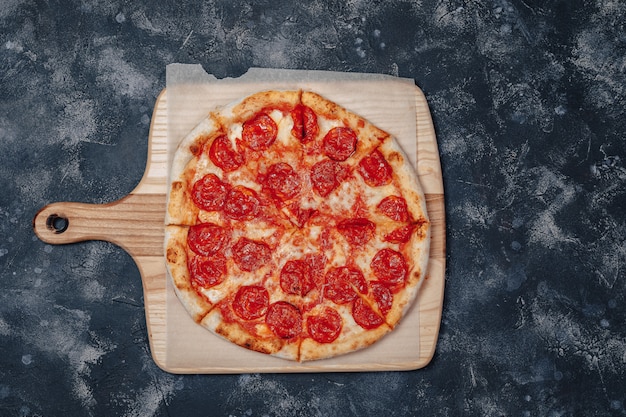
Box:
33;194;166;257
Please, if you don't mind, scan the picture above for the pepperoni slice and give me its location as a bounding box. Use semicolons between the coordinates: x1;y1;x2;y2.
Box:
262;163;300;201
291;105;319;143
233;285;269;320
337;218;376;246
371;248;408;287
280;259;314;296
358;149;393;187
323;266;368;304
307;307;342;343
370;281;393;316
189;254;227;288
232;237;271;272
187;223;229;257
266;301;302;339
287;202;317;227
352;298;384;329
191;174;229;212
322;127;357;161
242;113;278;150
209;135;244;172
310;159;344;197
383;224;415;244
377;195;409;222
223;186;260;220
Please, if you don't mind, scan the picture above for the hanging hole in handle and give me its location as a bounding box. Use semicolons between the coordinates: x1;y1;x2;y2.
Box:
46;214;69;234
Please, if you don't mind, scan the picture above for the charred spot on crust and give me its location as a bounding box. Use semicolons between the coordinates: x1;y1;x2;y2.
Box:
214;321;283;355
215;324;229;338
244;338;278;355
414;217;430;240
189;144;202;156
166;247;180;263
388;151;403;164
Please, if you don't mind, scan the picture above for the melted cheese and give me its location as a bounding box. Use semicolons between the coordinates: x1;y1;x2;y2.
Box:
326;181;357;212
228;123;243;143
262;109;292;147
201;288;224;304
317;115;342;136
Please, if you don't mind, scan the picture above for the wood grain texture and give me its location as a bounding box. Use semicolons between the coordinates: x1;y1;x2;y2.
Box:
33;81;445;373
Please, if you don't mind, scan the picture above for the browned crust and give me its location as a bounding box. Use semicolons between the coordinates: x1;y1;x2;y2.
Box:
301;91;387;137
375;138;431;329
200;307;300;361
164;225;213;321
378;220;430;329
166;116;225;226
167;178;200;226
378;137;430;227
215;90;301;125
299;304;392;362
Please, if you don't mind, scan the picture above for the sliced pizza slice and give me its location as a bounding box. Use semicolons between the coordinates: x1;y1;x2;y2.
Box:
213;90;304;184
165;215;288;314
299;291;393;362
300;91;390;163
307;138;429;227
328;220;423;324
200;286;302;361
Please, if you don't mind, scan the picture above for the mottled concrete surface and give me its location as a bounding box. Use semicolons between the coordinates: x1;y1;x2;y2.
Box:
2;1;625;416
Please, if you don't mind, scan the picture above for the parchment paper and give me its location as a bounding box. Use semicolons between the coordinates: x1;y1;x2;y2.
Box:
163;64;424;372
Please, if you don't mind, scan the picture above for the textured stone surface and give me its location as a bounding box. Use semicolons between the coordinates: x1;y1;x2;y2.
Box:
1;1;625;416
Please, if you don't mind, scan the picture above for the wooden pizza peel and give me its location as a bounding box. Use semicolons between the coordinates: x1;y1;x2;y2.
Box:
33;68;445;373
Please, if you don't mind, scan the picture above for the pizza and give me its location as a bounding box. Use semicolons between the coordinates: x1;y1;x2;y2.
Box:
164;90;430;362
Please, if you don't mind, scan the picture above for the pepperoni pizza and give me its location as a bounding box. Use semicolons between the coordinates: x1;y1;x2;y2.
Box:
165;90;430;361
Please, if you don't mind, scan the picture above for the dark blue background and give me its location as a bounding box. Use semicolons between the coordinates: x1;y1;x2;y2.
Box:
1;1;625;416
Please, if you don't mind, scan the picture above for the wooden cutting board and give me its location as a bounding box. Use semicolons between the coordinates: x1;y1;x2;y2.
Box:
33;79;445;373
